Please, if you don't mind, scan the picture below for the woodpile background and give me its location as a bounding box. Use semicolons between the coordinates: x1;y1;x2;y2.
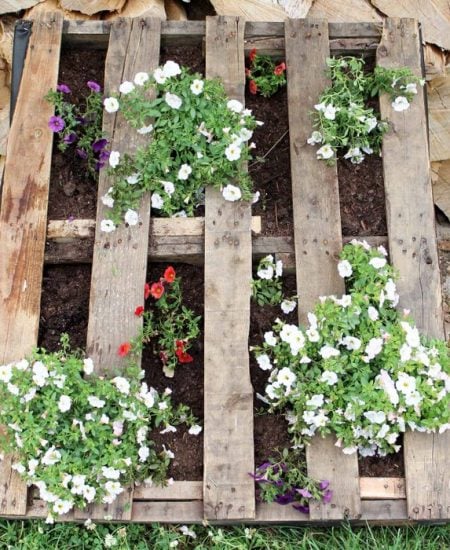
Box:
0;0;449;232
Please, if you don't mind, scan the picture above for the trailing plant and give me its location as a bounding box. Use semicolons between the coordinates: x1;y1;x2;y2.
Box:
308;57;425;164
246;48;287;97
0;334;201;523
252;255;297;314
100;61;260;230
251;449;332;514
46;81;107;176
252;241;450;457
131;266;201;378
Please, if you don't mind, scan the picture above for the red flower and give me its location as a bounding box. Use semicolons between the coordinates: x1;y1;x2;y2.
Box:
178;351;194;364
274;62;286;76
164;266;176;283
118;342;131;357
150;281;165;299
144;283;151;300
159;350;168;364
249;48;257;63
175;340;185;350
245;68;251;77
134;305;144;316
249;80;258;95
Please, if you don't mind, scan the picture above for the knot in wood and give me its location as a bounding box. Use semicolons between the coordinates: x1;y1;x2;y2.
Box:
378;45;388;57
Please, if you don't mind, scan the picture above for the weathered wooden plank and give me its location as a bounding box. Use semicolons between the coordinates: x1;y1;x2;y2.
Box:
210;0;287;21
79;16;161;522
0;12;63;517
203;16;255;521
360;477;406;500
377;18;450;521
134;481;202;501
285;18;361;521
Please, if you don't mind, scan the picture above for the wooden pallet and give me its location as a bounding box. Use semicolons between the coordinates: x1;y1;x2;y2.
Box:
0;13;448;524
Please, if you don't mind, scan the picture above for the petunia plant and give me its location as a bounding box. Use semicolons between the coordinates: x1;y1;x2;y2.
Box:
129;266;201;378
252;241;450;457
251;255;297;314
308;56;425;164
46;81;108;175
0;334;201;524
100;60;261;230
251;449;332;514
246;48;287;97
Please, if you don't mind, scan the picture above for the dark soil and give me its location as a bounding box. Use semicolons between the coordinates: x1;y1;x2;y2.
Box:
38;265;91;351
185;0;216;19
142;264;204;481
160;44;205;75
48;48;106;220
359;442;404;477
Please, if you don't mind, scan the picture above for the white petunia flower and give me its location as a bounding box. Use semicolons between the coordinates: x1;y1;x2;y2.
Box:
392;96;410;112
134;72;149;86
53;499;73;515
112;376;130;395
100;220;116;233
341;336;361;351
405;390;422;407
222;184;242;202
319;345;340;359
225;142;242;161
104;97;119;113
306;394;324;408
316;144;334;160
190;79;204;95
177;164;192;180
366;117;378;132
162;180;175;195
109;151;120;168
399;343;412;362
153;67;167;84
163;60;181;78
165;92;182;109
364;410;386;424
83;358;94;375
151;193;164;209
119;81;135;94
83;485;96;503
42;447;61;466
102;467;121;480
257;264;274;280
162;445;175;459
277;367;297;388
124;209;139;226
264;331;277;346
396;372;416;395
306;328;320;342
256;354;272;371
323;104;339;120
188;424;202;435
101;189;114;208
307;131;322;145
58;395;71;413
281;299;296;314
239;127;253;141
367;306;379;321
337;259;352;278
227;99;243;113
15;359;29;371
363;337;383;361
320;370;338;385
403;82;417;94
179;525;197;539
369;257;387;269
12;463;25;474
87;395;105;408
137;124;153;135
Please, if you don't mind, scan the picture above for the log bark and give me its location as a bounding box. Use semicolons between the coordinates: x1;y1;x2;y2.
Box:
432;160;450;221
424;43;448;80
60;0;126;15
278;0;313;18
0;16;15;67
0;0;44;15
210;0;287;21
26;0;95;19
165;0;187;20
428;69;450;162
105;0;166;19
309;0;382;22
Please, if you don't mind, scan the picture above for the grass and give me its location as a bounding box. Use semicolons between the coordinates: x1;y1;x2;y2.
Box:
0;520;449;549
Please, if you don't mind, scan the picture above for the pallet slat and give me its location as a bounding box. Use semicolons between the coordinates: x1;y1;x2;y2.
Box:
77;16;161;522
285;18;361;521
203;15;255;521
0;12;63;517
377;17;450;522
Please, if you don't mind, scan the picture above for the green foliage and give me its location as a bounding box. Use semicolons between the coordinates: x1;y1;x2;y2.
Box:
246;49;287;97
251;255;284;306
253;241;450;456
309;56;424;164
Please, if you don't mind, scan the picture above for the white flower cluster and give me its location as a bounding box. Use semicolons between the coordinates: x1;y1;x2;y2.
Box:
0;350;201;521
253;241;450;456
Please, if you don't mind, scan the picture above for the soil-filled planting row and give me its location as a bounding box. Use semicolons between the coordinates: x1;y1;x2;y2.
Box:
39;43;401;488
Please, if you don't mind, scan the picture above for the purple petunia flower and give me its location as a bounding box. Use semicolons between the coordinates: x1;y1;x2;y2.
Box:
92;138;108;153
293;503;310;514
297;488;312;499
56;83;71;94
319;480;330;491
76;116;87;126
275;490;296;505
322;489;333;503
76;148;88;160
87;81;101;93
63;133;77;145
99;150;110;161
48;116;65;132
